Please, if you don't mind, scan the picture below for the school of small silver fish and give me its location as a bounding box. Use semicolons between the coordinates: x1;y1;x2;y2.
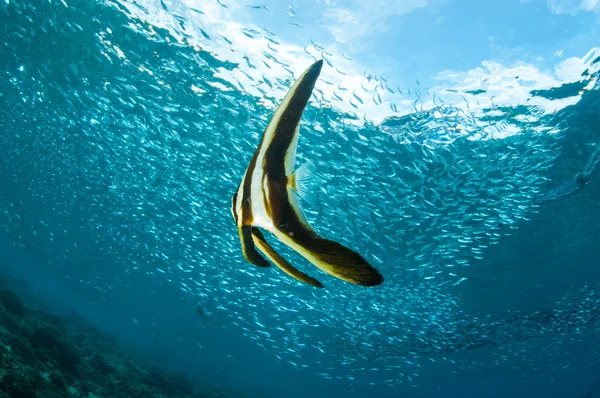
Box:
1;0;600;391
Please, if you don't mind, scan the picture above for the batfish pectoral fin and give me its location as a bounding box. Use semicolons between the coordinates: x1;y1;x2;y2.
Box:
271;228;384;287
238;225;270;268
251;227;324;288
288;160;319;205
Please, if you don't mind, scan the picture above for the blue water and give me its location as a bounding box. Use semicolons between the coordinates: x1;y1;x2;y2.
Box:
1;0;600;397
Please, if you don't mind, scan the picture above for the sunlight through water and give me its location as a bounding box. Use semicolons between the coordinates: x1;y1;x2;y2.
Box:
1;0;600;393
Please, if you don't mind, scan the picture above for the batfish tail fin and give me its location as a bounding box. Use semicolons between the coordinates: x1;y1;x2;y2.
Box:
272;228;384;287
252;228;324;288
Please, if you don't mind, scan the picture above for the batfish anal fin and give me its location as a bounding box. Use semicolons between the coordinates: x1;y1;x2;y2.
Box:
288;160;319;206
251;227;324;288
272;227;384;287
238;225;270;268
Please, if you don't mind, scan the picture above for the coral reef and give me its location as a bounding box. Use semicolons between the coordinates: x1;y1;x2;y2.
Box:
0;284;229;398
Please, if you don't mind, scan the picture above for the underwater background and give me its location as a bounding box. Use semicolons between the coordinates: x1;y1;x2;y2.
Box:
1;0;600;397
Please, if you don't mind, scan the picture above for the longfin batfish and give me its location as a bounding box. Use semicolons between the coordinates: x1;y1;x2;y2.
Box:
231;59;384;288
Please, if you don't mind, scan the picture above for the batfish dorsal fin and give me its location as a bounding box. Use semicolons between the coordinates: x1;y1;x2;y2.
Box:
262;60;323;180
285;126;300;177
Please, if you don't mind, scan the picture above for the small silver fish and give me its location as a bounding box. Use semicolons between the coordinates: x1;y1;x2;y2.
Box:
231;60;384;288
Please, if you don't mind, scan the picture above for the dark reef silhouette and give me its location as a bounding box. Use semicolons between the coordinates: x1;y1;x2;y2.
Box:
0;282;233;398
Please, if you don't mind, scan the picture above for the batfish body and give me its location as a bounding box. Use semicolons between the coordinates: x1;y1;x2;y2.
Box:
231;60;384;288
